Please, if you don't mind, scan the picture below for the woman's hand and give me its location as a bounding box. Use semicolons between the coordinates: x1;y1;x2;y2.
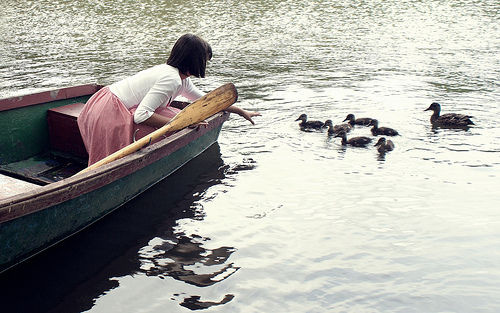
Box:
225;105;261;125
239;110;261;125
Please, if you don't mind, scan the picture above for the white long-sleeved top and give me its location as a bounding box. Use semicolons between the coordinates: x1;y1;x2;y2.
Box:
109;64;204;124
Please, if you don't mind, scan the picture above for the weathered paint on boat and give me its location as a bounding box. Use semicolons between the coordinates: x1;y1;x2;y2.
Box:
0;85;230;273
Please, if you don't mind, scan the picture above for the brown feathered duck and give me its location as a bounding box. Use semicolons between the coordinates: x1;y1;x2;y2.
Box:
295;114;329;129
324;120;353;136
424;102;474;127
334;130;372;147
374;137;395;153
343;113;377;127
370;120;399;136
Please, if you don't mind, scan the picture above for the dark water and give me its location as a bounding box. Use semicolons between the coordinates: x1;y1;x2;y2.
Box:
1;0;500;312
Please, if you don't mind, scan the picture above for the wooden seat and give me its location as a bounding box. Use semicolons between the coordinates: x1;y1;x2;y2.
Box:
47;102;88;158
0;173;40;199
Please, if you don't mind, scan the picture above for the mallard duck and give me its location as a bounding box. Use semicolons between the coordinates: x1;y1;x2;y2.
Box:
370;120;399;136
325;120;353;136
424;102;474;127
343;113;377;127
374;137;395;153
334;131;372;147
295;114;328;129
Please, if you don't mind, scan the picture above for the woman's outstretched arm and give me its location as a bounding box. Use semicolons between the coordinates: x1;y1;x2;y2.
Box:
225;105;261;125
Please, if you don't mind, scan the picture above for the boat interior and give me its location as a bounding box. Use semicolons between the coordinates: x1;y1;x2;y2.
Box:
0;101;89;199
0;93;190;199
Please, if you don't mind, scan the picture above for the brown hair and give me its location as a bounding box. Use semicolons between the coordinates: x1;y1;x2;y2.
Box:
167;34;212;78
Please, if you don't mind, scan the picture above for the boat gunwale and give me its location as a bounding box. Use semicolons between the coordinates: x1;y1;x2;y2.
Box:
0;84;103;112
0;111;229;223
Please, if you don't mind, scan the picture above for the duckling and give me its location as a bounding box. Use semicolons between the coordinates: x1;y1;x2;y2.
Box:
424;102;474;127
334;130;372;147
343;113;377;127
295;114;328;129
370;120;399;136
374;137;395;153
324;120;353;136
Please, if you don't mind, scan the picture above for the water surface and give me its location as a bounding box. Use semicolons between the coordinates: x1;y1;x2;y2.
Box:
1;0;499;312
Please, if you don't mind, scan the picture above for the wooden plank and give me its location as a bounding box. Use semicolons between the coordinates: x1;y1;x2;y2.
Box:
0;174;40;200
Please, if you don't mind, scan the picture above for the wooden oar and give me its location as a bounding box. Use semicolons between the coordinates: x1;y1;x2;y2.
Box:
77;83;238;175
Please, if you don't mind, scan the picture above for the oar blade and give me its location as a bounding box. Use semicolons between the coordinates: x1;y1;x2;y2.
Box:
167;82;238;131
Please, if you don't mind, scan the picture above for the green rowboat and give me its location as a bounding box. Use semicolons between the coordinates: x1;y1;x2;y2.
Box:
0;84;230;273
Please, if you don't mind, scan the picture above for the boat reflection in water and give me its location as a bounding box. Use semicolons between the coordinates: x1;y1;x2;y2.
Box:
0;143;244;312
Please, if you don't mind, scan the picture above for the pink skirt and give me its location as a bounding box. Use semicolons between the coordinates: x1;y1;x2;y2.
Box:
77;87;180;166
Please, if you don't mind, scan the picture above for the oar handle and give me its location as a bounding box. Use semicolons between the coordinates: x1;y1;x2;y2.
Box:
77;83;238;175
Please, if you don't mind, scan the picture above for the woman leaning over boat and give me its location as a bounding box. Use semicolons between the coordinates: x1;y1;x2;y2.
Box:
77;33;260;166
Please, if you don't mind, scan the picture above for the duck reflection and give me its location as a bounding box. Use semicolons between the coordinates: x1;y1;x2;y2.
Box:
431;123;472;133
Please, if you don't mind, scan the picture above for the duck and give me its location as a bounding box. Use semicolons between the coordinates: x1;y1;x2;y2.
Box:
334;130;372;147
424;102;474;127
295;114;328;129
324;120;353;136
370;120;399;136
343;113;377;127
374;137;395;153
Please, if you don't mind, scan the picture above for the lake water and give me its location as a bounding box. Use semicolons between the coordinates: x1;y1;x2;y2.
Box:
1;0;499;312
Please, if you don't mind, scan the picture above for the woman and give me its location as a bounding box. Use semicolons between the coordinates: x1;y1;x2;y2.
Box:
77;33;260;165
